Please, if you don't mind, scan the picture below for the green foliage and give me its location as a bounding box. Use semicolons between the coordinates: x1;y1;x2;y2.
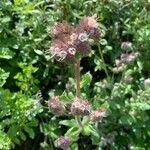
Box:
0;0;149;149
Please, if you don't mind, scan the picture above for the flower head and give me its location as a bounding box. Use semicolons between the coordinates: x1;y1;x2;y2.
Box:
121;52;138;64
50;40;76;63
121;42;132;50
79;16;101;40
55;136;71;150
71;97;91;116
48;96;65;116
51;22;74;40
90;109;106;122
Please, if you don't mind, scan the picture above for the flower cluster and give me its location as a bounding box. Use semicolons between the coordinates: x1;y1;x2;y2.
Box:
48;96;65;116
49;17;101;63
115;52;138;72
71;97;91;116
121;42;132;50
90;109;106;122
55;136;71;150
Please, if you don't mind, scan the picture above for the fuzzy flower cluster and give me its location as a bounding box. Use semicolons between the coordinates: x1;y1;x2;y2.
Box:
90;109;106;122
71;97;91;116
115;52;138;72
55;136;71;150
49;17;101;63
48;96;65;116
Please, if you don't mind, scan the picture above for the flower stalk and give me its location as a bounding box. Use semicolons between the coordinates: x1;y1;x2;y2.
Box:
75;59;83;128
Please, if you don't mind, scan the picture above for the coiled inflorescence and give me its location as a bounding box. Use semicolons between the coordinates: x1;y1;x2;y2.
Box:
49;17;101;63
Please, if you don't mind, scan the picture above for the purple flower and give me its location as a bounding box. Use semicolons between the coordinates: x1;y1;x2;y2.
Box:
56;136;71;150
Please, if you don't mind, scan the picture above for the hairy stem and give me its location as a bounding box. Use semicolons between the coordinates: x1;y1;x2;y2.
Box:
75;59;83;128
75;59;81;98
97;44;109;78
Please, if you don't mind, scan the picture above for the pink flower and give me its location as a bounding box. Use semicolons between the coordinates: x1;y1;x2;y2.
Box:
51;22;74;40
90;109;106;122
71;97;91;116
79;16;101;40
48;96;65;116
56;136;71;150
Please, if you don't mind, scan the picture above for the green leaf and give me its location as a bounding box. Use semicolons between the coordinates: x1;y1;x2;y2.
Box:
70;143;78;150
59;119;77;127
81;72;92;88
34;49;43;55
0;48;15;59
60;91;72;104
24;127;35;139
65;127;79;142
119;114;135;125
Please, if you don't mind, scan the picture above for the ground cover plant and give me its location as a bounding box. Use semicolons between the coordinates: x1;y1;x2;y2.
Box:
0;0;150;150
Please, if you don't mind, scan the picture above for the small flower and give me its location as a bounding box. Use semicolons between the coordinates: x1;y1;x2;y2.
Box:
55;136;71;150
121;42;132;50
50;41;76;63
90;109;106;122
48;96;65;116
144;78;150;86
78;32;88;42
71;97;91;116
68;47;76;55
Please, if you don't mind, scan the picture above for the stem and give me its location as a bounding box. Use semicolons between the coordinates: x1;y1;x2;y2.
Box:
75;59;81;98
75;59;83;128
97;44;109;78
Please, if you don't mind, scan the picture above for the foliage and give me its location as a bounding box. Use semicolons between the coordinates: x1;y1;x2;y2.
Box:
0;0;149;149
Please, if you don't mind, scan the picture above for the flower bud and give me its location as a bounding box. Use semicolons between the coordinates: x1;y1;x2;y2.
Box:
48;96;65;116
71;97;91;116
55;136;71;150
90;109;106;122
